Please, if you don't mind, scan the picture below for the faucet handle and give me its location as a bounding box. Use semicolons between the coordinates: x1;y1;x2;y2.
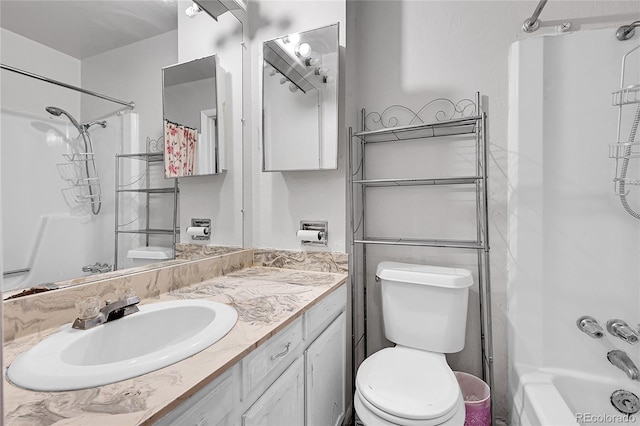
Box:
607;319;639;344
116;287;136;300
75;297;100;320
577;315;604;338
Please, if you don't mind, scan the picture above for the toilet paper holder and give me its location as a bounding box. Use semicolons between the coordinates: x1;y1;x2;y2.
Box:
188;218;211;241
298;220;328;246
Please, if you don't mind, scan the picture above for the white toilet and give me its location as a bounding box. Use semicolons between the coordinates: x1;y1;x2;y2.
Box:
354;261;474;426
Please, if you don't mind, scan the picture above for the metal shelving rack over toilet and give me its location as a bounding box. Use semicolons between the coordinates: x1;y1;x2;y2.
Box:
114;146;179;270
348;92;494;424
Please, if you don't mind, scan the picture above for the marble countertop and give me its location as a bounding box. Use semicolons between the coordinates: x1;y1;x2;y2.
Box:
3;266;347;425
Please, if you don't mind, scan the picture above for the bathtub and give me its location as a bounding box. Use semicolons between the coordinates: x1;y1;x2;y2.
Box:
511;366;640;426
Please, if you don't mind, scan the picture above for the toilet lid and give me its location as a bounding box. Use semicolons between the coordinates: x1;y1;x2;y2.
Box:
356;347;460;421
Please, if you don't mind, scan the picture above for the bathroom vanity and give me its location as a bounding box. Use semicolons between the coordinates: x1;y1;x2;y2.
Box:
3;250;348;425
157;284;346;426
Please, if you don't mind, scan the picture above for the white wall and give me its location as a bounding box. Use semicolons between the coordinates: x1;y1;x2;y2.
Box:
177;1;244;248
164;77;216;130
263;70;321;170
0;28;81;116
81;30;178;151
348;1;640;423
249;0;346;252
81;30;179;268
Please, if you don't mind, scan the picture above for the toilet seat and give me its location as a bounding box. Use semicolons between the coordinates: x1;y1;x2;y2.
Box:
355;347;463;425
354;387;465;426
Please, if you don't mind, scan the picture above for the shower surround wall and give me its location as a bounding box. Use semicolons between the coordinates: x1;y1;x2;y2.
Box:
1;27;174;287
1;28;83;290
508;27;640;422
1;109;134;289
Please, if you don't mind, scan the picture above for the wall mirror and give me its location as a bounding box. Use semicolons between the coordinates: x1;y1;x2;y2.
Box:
262;23;339;171
0;1;243;294
163;55;226;177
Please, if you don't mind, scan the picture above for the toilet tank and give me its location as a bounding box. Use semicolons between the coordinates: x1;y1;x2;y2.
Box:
377;261;473;353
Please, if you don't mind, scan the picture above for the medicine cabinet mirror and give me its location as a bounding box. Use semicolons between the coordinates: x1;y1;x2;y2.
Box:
163;54;226;177
262;23;339;171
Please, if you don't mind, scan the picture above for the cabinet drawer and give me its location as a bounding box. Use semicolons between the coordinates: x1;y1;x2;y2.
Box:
156;365;236;426
242;317;303;400
305;284;346;341
242;356;304;426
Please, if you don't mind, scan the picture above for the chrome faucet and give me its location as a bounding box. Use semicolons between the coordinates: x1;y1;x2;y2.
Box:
72;295;140;330
607;319;639;344
577;316;604;338
82;262;113;274
608;350;640;380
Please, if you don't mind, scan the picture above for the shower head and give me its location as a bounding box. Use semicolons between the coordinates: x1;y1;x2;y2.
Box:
45;106;83;133
45;106;61;116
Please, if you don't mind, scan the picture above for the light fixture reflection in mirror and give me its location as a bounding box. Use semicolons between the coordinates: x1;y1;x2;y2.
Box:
262;23;339;172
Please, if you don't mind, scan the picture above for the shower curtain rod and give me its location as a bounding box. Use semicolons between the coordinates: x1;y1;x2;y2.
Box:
522;0;548;33
0;63;135;110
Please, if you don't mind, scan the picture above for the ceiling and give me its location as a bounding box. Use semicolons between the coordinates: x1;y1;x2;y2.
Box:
0;1;178;59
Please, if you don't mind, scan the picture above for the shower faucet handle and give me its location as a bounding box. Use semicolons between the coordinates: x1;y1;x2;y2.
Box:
607;319;639;344
577;315;604;338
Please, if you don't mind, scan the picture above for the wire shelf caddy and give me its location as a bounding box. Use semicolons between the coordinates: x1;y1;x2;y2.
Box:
611;43;640;205
612;84;640;106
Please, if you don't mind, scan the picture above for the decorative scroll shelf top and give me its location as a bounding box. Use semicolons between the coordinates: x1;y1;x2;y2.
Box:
147;136;165;154
354;97;479;143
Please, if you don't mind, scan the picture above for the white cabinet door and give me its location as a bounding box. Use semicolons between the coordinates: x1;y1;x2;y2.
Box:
155;365;237;426
242;356;304;426
305;311;346;426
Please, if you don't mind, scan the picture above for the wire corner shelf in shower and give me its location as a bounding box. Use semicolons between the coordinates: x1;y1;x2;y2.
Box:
609;141;640;160
610;42;640;218
612;84;640;106
60;152;102;210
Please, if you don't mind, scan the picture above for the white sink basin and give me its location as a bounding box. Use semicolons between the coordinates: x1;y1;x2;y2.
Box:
7;299;237;391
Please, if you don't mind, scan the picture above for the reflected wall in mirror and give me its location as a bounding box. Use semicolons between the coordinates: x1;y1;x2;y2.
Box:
0;0;244;293
262;23;339;171
163;55;226;177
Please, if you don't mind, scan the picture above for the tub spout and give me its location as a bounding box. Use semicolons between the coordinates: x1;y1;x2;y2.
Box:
608;350;640;380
